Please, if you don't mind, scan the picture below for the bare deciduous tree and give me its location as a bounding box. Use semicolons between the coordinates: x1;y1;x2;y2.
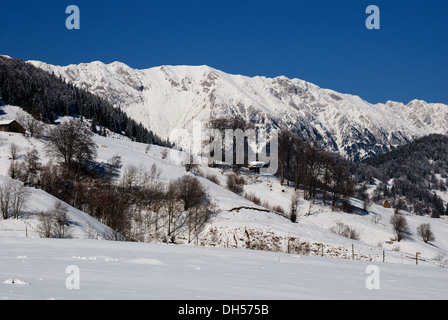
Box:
37;210;54;238
16;111;46;138
120;164;142;190
9;143;21;161
206;115;253;173
52;201;71;239
37;201;71;239
20;148;41;186
11;181;30;219
45;118;97;173
104;154;122;185
165;181;180;240
278;130;300;186
390;214;411;242
0;181;13;219
176;175;207;212
0;179;30;219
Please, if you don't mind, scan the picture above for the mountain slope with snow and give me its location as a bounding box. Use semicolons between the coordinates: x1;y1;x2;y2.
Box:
30;60;448;161
1;104;446;269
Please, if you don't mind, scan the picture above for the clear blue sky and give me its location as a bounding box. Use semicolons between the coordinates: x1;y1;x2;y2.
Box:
1;0;447;104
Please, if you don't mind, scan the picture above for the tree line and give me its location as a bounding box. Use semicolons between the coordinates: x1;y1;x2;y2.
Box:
352;134;448;217
277;129;355;207
0;56;170;147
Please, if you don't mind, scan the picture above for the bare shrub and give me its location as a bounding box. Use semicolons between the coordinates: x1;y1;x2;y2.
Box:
330;222;360;240
272;205;286;215
433;254;447;267
37;210;54;238
371;214;382;224
347;228;360;241
244;193;261;206
288;238;311;255
290;192;299;223
331;222;348;236
37;201;71;238
417;223;435;243
205;173;220;186
226;173;245;195
102;230;126;241
261;200;272;211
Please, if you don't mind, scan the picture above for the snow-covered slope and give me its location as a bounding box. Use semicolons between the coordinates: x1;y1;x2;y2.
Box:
0;106;112;240
1;104;447;269
30;60;448;161
0;175;112;239
90;121;448;268
2;237;448;300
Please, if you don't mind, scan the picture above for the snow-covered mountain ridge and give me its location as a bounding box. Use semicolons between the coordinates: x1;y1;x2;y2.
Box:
30;60;448;161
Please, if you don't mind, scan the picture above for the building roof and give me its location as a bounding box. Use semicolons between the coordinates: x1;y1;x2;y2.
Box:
0;119;15;126
249;161;266;168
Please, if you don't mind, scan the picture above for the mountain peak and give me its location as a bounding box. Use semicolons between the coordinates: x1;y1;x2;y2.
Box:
27;58;448;161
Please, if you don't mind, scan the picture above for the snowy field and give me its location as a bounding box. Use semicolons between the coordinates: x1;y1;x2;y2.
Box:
1;237;448;300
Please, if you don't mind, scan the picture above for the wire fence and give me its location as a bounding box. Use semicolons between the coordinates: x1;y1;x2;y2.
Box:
0;227;34;237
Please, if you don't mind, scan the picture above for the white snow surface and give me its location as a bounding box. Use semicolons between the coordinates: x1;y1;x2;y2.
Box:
1;237;447;300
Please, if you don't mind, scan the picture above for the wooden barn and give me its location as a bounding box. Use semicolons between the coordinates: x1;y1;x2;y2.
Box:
0;120;26;135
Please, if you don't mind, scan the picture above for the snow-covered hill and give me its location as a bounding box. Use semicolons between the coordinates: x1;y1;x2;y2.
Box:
0;175;112;240
1;104;446;269
30;60;448;161
0;104;448;299
0;106;113;239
